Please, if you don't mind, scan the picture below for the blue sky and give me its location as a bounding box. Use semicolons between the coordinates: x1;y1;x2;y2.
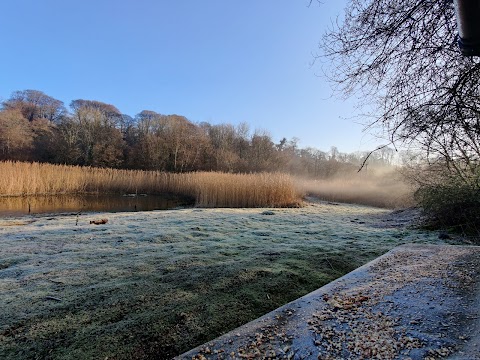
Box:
0;0;383;153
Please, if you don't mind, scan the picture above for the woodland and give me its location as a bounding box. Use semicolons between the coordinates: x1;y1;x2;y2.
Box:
0;89;394;177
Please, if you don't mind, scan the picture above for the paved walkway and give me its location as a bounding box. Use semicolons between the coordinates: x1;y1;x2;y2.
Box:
177;244;480;360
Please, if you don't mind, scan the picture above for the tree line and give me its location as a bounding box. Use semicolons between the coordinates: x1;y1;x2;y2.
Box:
0;89;394;177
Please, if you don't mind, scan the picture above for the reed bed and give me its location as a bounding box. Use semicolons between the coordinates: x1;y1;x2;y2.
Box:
192;172;299;207
0;161;300;208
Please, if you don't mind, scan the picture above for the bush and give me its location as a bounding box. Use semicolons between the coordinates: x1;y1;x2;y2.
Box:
415;173;480;238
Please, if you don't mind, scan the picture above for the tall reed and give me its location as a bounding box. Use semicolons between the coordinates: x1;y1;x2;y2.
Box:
0;161;301;208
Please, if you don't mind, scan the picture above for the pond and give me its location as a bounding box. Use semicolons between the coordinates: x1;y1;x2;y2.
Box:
0;194;194;217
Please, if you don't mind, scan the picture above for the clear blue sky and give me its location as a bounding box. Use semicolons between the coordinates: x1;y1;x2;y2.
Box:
0;0;383;153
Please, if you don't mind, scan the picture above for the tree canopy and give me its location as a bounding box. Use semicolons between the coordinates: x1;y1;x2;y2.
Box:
320;0;480;172
0;89;395;177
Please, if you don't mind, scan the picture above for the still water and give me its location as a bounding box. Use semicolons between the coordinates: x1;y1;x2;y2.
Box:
0;194;194;217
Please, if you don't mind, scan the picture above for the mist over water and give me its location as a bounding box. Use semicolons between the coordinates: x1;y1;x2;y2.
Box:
298;167;413;209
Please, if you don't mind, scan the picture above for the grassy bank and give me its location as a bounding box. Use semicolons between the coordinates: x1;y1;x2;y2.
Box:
0;202;458;359
0;161;300;208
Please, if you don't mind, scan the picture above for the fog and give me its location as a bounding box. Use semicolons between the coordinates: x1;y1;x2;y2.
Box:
298;167;414;209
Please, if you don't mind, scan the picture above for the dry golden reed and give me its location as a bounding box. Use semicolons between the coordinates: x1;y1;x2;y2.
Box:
0;161;300;208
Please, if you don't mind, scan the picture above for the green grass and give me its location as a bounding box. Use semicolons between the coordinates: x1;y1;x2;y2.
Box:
0;202;459;359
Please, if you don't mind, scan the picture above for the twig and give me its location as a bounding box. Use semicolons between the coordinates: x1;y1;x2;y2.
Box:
325;258;334;270
48;279;64;284
357;144;391;173
45;296;62;302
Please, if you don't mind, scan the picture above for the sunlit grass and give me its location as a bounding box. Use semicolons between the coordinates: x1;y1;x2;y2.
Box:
0;202;458;359
0;161;301;208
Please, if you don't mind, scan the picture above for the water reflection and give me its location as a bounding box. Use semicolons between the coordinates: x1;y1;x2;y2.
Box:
0;194;193;217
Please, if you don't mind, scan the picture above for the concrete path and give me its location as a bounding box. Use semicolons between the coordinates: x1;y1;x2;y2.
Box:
177;244;480;360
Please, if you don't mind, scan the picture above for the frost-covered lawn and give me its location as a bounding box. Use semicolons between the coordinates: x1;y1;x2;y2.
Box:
0;200;457;359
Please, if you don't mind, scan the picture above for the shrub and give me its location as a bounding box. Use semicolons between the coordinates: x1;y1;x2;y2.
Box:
414;167;480;239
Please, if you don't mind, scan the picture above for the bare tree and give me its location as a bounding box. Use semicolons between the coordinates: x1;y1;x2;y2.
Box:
163;115;205;172
130;110;169;170
320;0;480;172
55;117;82;164
248;130;278;172
69;100;125;167
320;1;480;234
202;123;241;172
3;90;66;123
0;109;34;160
